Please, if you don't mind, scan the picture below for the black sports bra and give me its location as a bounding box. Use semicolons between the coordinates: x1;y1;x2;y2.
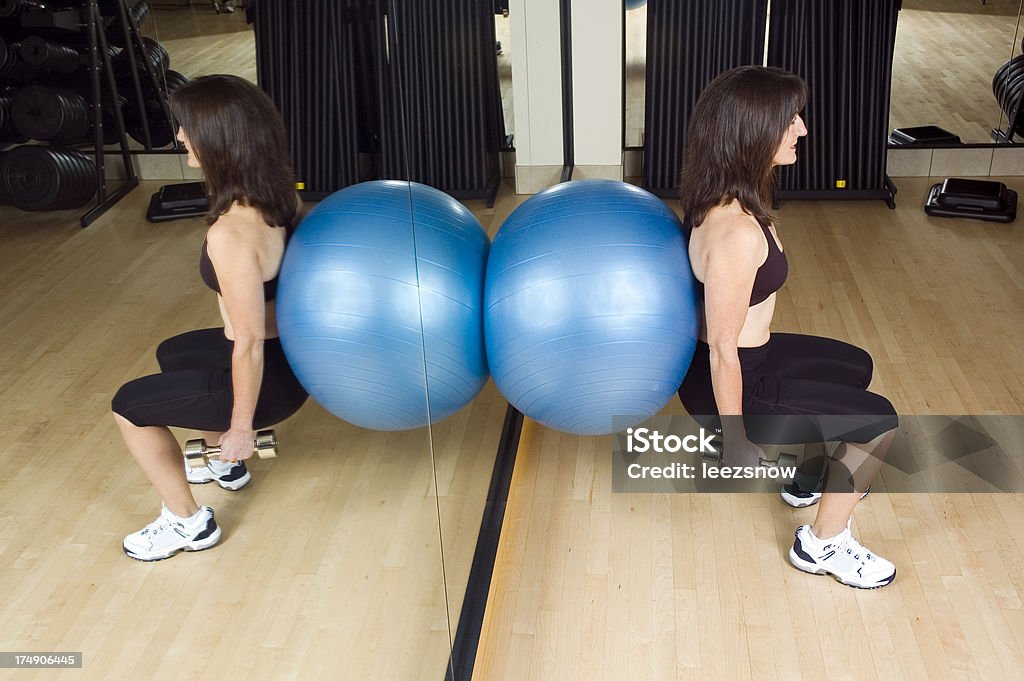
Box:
690;221;788;306
748;222;788;306
199;226;290;301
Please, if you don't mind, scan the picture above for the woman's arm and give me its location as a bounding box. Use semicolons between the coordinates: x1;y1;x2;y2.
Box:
701;218;765;462
206;221;267;462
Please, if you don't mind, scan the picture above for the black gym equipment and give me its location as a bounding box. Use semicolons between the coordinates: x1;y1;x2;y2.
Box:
11;85;91;143
113;36;167;81
992;50;1024;143
104;0;149;47
146;181;209;223
0;91;29;144
18;35;82;74
0;36;42;83
0;0;53;17
889;125;961;146
124;68;188;147
1;0;143;225
1;145;98;211
924;178;1017;223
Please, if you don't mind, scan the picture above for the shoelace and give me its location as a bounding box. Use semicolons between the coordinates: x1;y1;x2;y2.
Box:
833;532;874;562
140;515;171;536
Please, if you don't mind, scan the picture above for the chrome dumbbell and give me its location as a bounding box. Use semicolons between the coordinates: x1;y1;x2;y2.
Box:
183;430;277;469
699;437;798;477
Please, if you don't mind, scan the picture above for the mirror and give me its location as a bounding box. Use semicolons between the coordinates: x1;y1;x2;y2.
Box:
994;2;1024;141
384;4;511;680
625;1;647;149
497;5;514;142
140;1;255;83
143;2;454;679
890;0;1024;145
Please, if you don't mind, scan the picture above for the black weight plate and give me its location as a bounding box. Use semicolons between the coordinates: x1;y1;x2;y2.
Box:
55;150;86;206
0;0;22;19
49;150;77;209
12;86;61;140
18;36;48;67
1002;77;1024;120
57;91;90;143
54;150;94;210
162;69;189;95
75;153;98;204
0;151;10;204
5;146;62;211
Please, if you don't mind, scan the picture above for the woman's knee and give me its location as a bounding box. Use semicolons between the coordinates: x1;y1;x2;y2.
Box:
852;346;874;390
111;382;146;427
154;337;176;371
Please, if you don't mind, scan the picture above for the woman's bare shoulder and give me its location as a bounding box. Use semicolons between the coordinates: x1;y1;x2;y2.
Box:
699;207;764;253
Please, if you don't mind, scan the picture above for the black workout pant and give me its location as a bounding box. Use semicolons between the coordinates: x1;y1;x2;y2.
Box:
111;328;308;431
678;332;898;444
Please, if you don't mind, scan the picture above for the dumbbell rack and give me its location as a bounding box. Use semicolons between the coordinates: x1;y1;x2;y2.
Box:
0;0;155;227
991;48;1024;144
82;0;138;226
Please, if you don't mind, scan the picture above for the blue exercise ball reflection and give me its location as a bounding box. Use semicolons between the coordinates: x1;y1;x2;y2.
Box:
484;180;699;436
278;181;490;431
625;0;646;10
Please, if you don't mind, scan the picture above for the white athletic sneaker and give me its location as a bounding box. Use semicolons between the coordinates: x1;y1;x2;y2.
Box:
123;505;221;562
788;525;895;589
186;458;251;491
780;470;826;507
780;468;870;508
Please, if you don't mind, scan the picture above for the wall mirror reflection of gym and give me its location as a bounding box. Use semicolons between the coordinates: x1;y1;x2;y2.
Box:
142;2;510;680
1;1;509;679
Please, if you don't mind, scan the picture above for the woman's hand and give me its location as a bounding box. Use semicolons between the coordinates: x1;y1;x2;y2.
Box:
722;436;766;468
218;427;256;462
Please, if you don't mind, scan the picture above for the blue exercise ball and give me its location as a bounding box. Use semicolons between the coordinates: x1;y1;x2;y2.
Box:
277;181;490;431
485;180;698;436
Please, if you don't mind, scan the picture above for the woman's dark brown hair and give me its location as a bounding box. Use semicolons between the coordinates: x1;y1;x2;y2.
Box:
679;66;807;228
170;74;297;228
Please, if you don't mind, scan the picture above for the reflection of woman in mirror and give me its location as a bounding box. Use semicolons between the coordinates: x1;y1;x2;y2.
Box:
677;66;899;589
112;75;307;562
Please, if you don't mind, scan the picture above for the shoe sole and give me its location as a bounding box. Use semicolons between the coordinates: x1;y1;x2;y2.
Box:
787;546;895;589
779;487;870;509
184;475;249;491
123;527;223;562
186;471;251;491
780;491;821;508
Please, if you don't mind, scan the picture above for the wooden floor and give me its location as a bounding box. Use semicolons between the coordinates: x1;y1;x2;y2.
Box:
2;172;1024;680
473;176;1024;681
0;184;507;680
